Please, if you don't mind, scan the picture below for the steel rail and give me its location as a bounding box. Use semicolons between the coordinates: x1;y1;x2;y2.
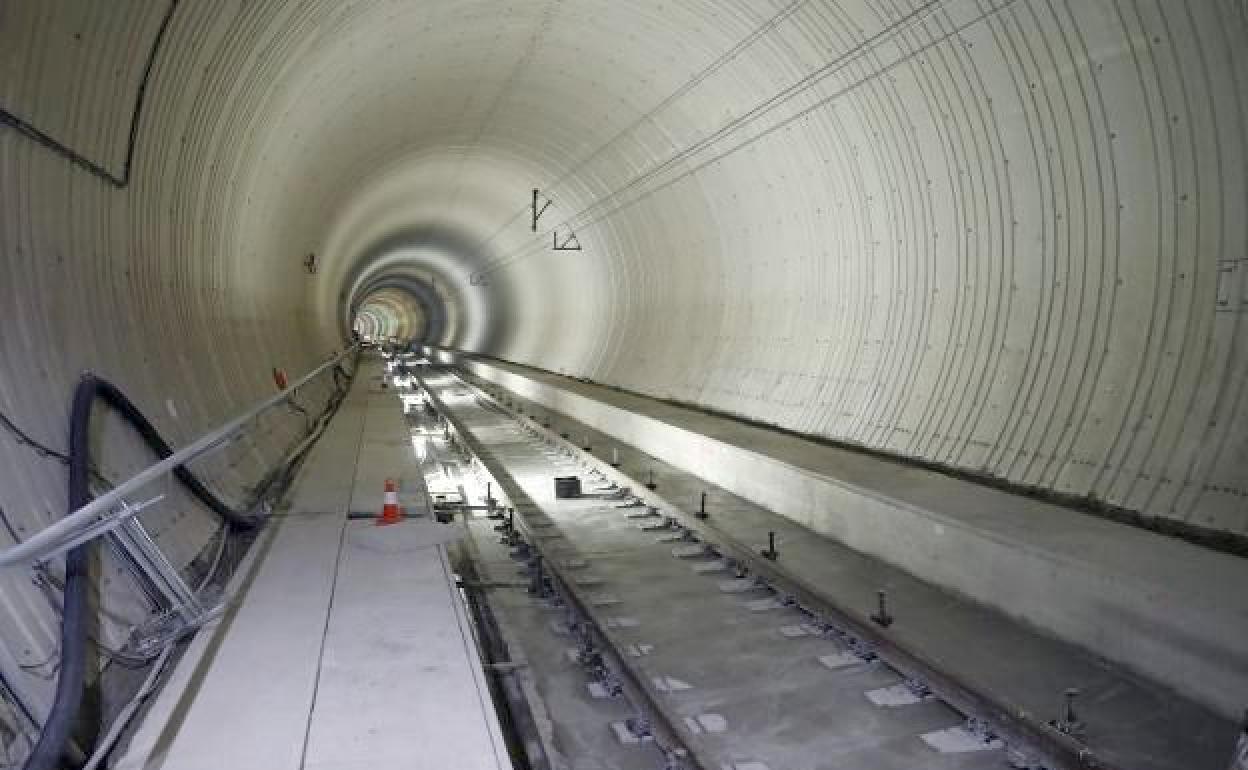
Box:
418;374;701;770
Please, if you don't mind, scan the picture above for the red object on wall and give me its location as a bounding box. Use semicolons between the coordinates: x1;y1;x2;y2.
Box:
273;367;288;390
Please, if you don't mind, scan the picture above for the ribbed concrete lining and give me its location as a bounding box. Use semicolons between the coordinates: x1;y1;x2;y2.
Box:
354;289;428;341
1;0;1247;732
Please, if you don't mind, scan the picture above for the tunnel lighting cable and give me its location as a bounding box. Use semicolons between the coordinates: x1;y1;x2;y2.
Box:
463;0;814;271
474;0;1010;279
18;358;358;770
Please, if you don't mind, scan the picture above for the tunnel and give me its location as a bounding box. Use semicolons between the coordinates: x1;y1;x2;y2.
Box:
1;2;1247;769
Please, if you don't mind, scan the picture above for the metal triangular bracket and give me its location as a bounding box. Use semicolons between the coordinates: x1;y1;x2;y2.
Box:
553;230;582;251
531;188;553;232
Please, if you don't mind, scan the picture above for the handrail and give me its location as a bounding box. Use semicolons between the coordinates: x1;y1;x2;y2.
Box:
0;345;359;567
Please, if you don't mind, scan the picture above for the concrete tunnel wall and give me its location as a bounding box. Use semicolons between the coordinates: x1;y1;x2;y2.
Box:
1;0;1246;735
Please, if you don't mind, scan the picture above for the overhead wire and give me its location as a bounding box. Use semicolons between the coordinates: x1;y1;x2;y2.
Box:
479;0;1026;279
463;0;814;275
472;0;983;279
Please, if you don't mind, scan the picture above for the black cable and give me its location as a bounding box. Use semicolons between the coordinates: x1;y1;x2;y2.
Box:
22;377;99;770
20;358;356;770
1;411;116;488
77;378;262;529
0;412;71;464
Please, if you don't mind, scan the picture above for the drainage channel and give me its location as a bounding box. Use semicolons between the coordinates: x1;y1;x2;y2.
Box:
416;369;1083;770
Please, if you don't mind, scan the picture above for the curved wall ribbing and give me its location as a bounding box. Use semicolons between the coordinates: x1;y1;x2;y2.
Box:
1;0;1246;733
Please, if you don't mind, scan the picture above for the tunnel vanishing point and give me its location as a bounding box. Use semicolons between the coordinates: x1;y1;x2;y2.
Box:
1;2;1247;770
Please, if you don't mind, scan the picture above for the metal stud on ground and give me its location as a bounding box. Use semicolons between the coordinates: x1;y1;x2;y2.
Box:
871;589;893;627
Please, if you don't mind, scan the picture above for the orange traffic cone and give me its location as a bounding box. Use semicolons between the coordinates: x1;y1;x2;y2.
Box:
377;479;401;525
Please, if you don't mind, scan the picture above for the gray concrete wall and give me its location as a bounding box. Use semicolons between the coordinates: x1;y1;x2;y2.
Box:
453;352;1248;719
2;0;1247;746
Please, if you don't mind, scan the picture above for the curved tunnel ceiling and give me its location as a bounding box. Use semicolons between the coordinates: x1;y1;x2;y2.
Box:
2;0;1247;549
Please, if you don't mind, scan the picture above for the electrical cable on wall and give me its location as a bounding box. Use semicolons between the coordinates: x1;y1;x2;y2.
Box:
462;0;816;267
18;357;357;770
0;412;115;490
473;0;1024;280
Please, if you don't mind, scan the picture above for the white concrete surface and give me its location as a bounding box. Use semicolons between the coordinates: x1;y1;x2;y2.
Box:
454;355;1248;720
116;513;346;770
433;371;1237;769
3;0;1248;749
114;368;509;770
302;521;508;770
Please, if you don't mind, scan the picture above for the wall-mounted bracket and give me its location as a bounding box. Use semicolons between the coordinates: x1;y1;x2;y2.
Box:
531;188;553;232
553;230;582;251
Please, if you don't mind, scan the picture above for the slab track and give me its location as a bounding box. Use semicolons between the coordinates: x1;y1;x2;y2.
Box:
418;369;1099;770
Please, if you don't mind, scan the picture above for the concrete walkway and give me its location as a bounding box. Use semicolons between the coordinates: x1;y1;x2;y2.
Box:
115;356;510;770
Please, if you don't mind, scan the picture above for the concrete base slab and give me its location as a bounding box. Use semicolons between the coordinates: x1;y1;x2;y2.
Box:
671;544;707;557
685;713;728;734
302;522;508;770
624;509;659;519
610;720;654;745
742;598;782;612
433;376;1037;770
921;725;1005;753
345;519;462;551
449;366;1239;769
866;683;932;707
652;675;693;693
818;651;865;670
454;354;1248;722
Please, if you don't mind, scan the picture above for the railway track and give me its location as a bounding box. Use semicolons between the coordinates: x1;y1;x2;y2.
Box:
416;369;1095;770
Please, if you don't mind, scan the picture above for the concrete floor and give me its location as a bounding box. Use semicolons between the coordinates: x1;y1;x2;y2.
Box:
430;377;1022;770
452;354;1248;726
427;370;1236;770
114;359;510;770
